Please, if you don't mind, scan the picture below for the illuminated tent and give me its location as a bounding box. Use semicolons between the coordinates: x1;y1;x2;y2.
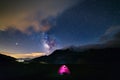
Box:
58;65;70;75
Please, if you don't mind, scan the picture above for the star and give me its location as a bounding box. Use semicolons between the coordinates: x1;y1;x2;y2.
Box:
16;43;18;46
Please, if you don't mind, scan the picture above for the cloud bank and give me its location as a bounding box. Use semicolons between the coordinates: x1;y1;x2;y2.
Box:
0;0;82;33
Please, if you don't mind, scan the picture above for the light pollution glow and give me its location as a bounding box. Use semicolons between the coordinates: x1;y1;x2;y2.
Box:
0;51;45;59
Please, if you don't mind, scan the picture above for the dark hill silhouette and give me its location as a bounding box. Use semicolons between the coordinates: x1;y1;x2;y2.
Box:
31;49;79;64
0;53;16;65
31;47;120;64
0;48;120;80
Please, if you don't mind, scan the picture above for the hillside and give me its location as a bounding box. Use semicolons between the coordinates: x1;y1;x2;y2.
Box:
31;47;120;64
0;53;16;65
0;47;120;80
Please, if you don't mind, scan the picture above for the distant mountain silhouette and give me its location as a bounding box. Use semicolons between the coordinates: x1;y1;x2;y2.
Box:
0;53;16;65
31;47;120;64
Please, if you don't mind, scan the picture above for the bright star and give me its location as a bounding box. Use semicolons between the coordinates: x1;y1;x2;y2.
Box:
16;43;18;46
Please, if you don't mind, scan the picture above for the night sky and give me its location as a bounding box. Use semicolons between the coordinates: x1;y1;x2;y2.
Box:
0;0;120;58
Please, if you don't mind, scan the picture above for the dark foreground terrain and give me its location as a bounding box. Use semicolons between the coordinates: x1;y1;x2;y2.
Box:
0;64;106;80
0;47;120;80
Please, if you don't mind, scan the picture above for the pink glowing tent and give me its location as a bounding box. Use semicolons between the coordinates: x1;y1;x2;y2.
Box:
58;65;70;75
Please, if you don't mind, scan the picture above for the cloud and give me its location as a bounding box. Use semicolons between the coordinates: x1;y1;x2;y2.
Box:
100;26;120;47
105;31;120;47
104;26;120;36
0;0;82;33
114;31;120;40
100;26;120;42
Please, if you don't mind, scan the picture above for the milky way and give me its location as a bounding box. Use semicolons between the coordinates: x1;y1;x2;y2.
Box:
0;0;120;58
